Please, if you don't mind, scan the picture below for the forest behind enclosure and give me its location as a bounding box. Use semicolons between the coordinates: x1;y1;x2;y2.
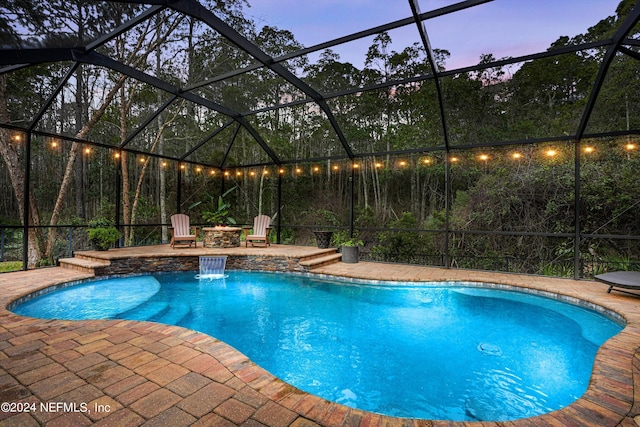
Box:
0;0;639;276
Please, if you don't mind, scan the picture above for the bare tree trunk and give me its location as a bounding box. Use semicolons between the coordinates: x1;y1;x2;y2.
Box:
371;156;382;216
159;147;167;242
74;8;86;221
155;18;168;243
421;174;429;223
361;163;369;208
130;159;148;239
258;169;265;215
243;136;250;219
74;65;85;220
411;167;418;218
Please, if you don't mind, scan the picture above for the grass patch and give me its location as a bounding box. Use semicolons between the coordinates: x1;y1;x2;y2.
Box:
0;261;22;273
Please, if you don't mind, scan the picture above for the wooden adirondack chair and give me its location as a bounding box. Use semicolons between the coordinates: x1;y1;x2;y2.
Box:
243;215;271;247
170;214;198;248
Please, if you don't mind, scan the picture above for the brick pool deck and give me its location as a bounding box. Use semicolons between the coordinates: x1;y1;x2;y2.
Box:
0;244;639;426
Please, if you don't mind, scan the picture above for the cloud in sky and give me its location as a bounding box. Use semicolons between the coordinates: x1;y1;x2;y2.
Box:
244;0;621;70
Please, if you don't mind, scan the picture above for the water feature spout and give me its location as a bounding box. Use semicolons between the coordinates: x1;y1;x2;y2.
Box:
196;255;228;280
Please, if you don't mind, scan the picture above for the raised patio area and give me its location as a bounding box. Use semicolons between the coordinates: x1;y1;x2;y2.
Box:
0;244;639;426
57;244;343;276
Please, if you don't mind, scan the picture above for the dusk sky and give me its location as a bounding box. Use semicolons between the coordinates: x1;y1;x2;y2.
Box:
244;0;621;70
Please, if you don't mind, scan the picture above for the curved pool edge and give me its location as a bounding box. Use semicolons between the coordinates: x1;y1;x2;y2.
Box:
0;264;638;426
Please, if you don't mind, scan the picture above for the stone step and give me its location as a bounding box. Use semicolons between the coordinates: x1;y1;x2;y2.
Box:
300;253;343;270
59;257;110;274
75;253;110;262
298;248;339;262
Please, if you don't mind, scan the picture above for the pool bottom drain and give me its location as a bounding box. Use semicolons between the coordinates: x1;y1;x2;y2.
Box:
477;342;503;356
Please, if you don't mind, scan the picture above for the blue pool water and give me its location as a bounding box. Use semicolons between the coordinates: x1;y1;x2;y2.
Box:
13;271;622;421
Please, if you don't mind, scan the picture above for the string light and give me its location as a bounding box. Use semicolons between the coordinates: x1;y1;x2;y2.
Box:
12;134;22;143
42;141;636;187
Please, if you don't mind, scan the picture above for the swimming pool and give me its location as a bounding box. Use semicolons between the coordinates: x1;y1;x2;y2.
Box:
12;271;623;421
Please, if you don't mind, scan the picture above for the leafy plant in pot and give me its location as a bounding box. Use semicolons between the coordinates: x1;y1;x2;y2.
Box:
190;186;237;227
340;238;363;264
87;218;121;251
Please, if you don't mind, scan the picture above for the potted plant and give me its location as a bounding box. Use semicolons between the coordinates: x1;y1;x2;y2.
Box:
202;195;236;226
87;218;121;251
191;186;237;227
340;238;363;264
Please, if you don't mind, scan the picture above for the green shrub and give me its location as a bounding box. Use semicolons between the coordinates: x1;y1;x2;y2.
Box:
0;261;22;272
87;219;121;251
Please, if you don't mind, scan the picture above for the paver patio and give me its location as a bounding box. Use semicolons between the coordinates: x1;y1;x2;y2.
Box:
0;245;639;426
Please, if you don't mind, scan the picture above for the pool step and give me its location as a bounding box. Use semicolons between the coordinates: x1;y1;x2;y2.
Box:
115;301;192;326
151;303;191;325
59;257;110;274
116;301;169;321
300;252;342;271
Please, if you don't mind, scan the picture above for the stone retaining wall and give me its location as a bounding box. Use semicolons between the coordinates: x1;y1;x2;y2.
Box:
96;254;306;276
226;255;305;272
